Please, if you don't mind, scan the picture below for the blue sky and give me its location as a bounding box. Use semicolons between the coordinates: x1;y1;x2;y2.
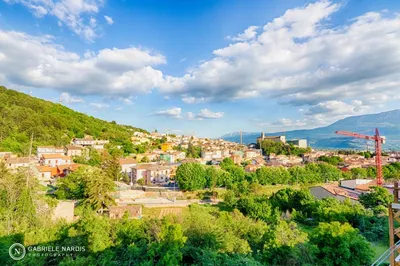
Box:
1;0;400;137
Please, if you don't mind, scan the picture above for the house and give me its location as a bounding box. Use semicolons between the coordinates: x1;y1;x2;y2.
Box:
251;157;265;166
160;152;185;163
245;164;260;173
37;146;64;159
161;142;174;152
231;154;243;165
65;145;83;157
131;136;150;145
244;149;261;160
340;179;374;190
201;149;222;160
34;165;59;180
5;157;32;169
72;136;109;149
119;158;137;178
57;164;81;177
41;154;72;167
109;205;142;219
136;152;159;162
309;184;360;203
131;163;174;185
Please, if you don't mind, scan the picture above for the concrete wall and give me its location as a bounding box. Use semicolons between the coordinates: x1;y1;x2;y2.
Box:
52;201;75;222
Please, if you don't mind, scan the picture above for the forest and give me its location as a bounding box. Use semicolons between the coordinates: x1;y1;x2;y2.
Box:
0;86;146;155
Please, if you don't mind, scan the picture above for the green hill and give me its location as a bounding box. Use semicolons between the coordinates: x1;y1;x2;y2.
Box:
0;86;147;155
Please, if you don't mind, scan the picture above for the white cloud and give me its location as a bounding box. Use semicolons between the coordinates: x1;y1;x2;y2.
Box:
153;107;182;119
123;98;134;105
195;108;224;120
60;92;83;103
228;26;259;42
152;107;224;120
182;96;208;104
90;102;110;109
163;1;400;124
187;109;224;120
0;29;176;96
104;15;113;25
114;106;123;111
4;0;104;42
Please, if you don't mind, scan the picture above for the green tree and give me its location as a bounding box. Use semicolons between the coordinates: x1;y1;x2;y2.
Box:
359;186;393;214
84;168;115;213
103;155;122;181
310;222;373;266
149;219;187;265
175;163;206;191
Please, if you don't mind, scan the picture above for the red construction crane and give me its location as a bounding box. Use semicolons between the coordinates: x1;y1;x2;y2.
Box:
335;128;386;186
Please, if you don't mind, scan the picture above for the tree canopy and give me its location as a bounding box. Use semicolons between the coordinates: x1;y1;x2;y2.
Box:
0;86;146;155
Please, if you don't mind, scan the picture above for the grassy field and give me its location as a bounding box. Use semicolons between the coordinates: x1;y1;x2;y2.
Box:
142;206;189;218
371;241;389;263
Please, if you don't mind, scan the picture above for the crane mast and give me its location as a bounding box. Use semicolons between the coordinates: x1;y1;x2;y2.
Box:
335;128;385;186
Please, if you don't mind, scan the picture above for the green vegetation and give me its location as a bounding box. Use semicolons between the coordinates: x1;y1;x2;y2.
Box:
54;165;115;212
0;86;146;155
175;161;342;191
317;155;344;165
359;186;394;214
1;160;389;265
259;140;311;156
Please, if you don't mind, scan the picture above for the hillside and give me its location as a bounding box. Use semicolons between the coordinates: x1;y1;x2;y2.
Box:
0;86;147;155
222;110;400;150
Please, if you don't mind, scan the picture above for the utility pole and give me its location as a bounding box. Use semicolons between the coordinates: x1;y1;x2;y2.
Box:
27;132;33;187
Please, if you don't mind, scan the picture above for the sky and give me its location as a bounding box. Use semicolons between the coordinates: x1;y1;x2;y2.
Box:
0;0;400;138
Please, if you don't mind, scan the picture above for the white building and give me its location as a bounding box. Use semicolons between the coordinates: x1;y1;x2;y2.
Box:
37;146;64;159
41;154;72;167
5;157;32;169
119;158;137;177
131;163;174;185
65;145;83;157
287;139;308;149
72;137;109;149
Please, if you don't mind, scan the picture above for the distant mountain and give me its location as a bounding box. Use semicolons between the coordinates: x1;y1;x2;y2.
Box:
0;86;147;154
221;110;400;150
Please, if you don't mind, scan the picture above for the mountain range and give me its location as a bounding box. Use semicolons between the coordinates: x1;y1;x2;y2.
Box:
221;110;400;150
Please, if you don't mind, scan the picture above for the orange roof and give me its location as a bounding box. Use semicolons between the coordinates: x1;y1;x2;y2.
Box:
119;158;137;165
36;165;59;176
355;180;377;191
42;154;71;160
57;163;81;172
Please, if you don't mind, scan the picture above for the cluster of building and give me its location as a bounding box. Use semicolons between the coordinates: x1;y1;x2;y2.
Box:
257;132;308;148
0;135;110;183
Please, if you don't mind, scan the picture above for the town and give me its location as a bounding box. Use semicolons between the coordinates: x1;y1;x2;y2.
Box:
2;130;400;219
2;0;400;264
